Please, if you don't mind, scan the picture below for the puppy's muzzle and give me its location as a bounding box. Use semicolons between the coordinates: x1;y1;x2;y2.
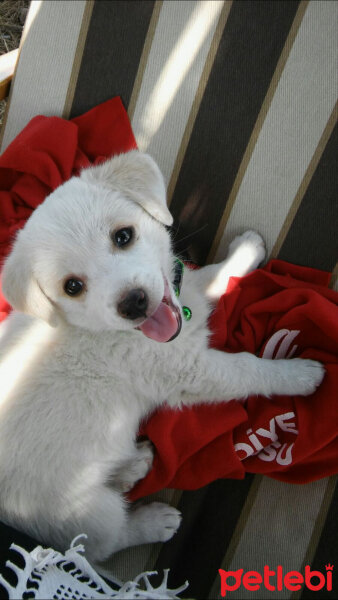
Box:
117;288;149;320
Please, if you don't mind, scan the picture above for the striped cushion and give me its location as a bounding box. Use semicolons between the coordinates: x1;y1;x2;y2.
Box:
1;1;336;597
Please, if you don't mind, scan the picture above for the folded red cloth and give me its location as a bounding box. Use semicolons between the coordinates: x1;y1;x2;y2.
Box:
0;98;337;501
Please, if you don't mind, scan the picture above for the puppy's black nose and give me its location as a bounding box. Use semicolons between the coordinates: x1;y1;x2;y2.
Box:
117;288;149;320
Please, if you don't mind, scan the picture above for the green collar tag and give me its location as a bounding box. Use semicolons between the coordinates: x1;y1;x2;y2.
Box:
173;258;192;321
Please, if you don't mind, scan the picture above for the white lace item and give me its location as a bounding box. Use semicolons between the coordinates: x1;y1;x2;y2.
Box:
0;534;189;599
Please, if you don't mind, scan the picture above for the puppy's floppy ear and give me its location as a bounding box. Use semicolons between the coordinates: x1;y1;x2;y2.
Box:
81;150;173;226
1;232;58;327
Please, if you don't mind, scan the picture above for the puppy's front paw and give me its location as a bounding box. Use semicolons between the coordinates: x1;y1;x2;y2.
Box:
293;359;325;396
228;230;266;273
283;359;325;396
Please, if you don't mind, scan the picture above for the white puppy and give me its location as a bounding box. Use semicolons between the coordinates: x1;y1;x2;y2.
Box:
0;151;324;563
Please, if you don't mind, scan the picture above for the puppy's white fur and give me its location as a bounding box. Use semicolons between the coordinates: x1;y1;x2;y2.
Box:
0;151;324;562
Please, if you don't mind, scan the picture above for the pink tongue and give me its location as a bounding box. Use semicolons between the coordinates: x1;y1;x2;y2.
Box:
140;301;179;342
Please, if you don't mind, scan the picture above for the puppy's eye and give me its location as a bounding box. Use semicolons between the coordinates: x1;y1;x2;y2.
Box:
113;227;134;248
64;278;84;296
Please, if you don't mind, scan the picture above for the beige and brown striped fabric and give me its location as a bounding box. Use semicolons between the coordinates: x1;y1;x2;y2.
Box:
1;1;337;597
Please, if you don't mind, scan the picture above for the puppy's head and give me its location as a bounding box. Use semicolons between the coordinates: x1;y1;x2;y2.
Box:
1;151;182;342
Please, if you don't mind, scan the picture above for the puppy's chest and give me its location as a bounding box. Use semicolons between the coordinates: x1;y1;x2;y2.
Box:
106;338;204;402
56;318;209;406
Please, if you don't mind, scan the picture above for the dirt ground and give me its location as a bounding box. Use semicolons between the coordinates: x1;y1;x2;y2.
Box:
0;0;30;125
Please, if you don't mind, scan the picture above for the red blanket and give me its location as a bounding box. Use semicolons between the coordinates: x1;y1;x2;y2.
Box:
0;98;337;500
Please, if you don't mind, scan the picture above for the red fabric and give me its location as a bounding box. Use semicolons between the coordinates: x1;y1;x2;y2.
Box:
130;262;338;499
0;98;337;500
